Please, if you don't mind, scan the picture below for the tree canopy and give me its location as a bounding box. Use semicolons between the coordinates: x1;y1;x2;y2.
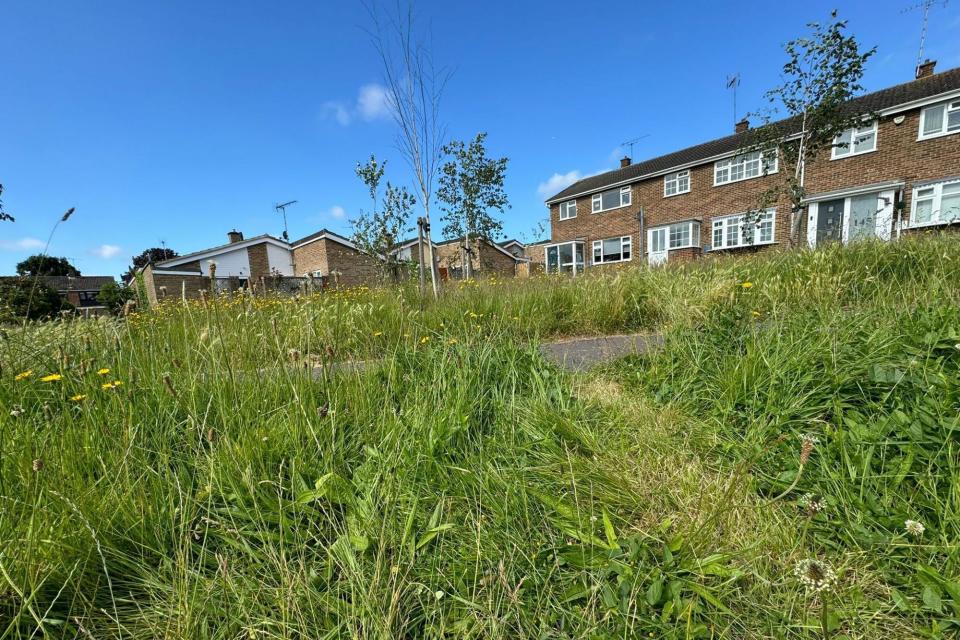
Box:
125;247;178;282
16;255;80;277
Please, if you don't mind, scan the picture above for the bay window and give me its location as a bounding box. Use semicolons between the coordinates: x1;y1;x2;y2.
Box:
592;236;632;264
911;179;960;227
714;150;777;185
712;209;776;249
592;186;632;213
545;241;586;274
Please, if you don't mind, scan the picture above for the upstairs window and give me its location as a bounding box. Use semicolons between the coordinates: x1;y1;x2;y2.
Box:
911;180;960;227
592;236;632;264
664;170;690;197
558;200;577;220
714;151;777;186
832;122;877;158
920;100;960;139
591;186;632;213
712;209;776;249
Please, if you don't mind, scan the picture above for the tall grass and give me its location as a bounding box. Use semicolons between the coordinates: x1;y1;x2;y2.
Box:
2;235;959;638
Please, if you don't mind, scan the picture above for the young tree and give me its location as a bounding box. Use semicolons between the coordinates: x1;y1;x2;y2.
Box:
350;155;415;280
437;133;510;279
365;0;450;297
16;255;81;277
744;11;876;246
0;184;12;222
125;247;178;282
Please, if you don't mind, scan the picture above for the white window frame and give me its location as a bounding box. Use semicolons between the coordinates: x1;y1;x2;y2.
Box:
909;179;960;228
831;122;878;159
711;209;777;250
591;186;632;213
663;170;691;197
558;200;577;220
648;221;701;252
713;150;778;186
591;236;633;265
918;100;960;141
544;240;586;275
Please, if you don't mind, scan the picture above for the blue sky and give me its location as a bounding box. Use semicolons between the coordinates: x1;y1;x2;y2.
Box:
2;0;959;277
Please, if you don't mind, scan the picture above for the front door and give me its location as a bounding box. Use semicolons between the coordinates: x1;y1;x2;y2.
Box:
816;198;844;245
647;227;668;265
848;193;879;242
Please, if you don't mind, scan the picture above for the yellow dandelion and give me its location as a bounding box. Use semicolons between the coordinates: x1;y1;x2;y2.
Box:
70;394;87;402
419;336;430;344
373;331;383;337
40;373;63;382
14;370;33;381
447;337;459;345
741;281;753;289
96;368;110;375
751;310;762;318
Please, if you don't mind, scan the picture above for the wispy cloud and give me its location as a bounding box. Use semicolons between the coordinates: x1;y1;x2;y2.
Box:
0;237;44;251
537;171;582;200
328;205;346;219
92;244;121;259
322;83;393;126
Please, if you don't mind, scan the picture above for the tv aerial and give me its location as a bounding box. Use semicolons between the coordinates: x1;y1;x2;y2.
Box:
275;200;297;241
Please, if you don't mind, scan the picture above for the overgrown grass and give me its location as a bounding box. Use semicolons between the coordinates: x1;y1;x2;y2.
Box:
2;236;959;638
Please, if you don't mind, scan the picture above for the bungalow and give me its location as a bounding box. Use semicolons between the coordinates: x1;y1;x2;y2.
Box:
137;229;378;304
391;235;524;279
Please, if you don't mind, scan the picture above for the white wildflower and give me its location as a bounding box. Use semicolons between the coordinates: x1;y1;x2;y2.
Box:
794;558;837;593
905;520;925;537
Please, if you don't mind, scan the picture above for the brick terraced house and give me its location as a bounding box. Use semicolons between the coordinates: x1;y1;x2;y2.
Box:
137;229;378;304
543;61;960;274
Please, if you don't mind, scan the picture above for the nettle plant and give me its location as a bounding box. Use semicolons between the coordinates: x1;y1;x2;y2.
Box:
739;12;876;246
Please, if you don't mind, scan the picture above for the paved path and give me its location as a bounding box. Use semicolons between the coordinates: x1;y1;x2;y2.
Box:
538;332;663;371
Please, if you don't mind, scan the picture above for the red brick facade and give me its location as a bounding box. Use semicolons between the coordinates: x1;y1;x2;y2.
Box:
547;68;960;270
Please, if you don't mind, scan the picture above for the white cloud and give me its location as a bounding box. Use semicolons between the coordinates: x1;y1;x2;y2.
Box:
93;244;121;259
537;170;582;200
357;83;392;121
0;237;44;251
322;83;393;126
328;205;346;219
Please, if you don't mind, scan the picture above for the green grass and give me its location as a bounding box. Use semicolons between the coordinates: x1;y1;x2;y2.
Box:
2;235;960;638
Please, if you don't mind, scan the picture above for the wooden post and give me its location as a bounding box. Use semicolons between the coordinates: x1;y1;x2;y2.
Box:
416;217;426;297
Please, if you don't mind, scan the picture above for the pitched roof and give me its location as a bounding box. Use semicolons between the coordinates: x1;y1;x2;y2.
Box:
41;276;116;291
290;228;357;249
154;234;286;269
545;66;960;203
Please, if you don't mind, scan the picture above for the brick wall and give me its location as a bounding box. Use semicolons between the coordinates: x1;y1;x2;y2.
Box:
434;239;518;277
292;238;380;287
247;243;271;280
138;264;210;305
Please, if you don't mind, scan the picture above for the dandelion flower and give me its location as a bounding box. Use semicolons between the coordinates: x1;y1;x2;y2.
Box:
14;370;33;381
741;281;754;289
905;519;925;537
70;394;87;402
447;337;458;345
751;310;762;318
40;373;63;382
373;331;383;337
419;336;430;344
794;558;836;593
96;368;110;375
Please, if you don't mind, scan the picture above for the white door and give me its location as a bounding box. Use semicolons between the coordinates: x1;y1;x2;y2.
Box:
647;227;668;265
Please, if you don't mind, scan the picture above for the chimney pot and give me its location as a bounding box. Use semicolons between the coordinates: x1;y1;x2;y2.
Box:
620;156;631;168
227;230;243;243
735;118;750;134
916;59;936;79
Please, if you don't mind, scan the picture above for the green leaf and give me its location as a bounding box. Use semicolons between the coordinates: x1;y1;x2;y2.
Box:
602;508;618;548
416;523;454;550
890;588;911;611
646;578;664;606
297;472;355;506
922;585;943;613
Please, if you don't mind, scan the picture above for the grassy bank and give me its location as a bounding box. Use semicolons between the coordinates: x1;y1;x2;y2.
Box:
2;236;960;638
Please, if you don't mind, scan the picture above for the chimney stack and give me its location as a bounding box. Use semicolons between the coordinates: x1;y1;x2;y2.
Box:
735;118;750;134
227;230;244;244
916;59;936;79
620;156;631;168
